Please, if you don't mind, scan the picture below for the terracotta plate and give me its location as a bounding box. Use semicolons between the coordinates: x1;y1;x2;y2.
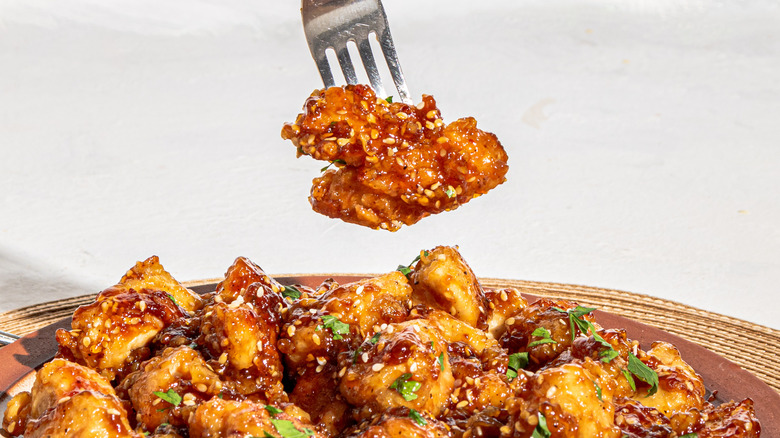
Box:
2;275;779;432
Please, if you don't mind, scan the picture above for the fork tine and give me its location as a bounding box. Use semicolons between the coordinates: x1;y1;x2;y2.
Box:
357;37;387;98
335;45;359;85
377;28;412;104
313;50;336;89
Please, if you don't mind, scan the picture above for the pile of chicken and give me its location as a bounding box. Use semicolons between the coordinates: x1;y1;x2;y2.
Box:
281;85;509;231
2;246;760;438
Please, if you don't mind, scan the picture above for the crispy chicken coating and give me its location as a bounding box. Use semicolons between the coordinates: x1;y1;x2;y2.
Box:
188;398;324;438
409;246;489;330
2;247;763;438
281;85;509;231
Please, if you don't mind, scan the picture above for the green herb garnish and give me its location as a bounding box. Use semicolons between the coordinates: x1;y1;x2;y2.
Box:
594;380;603;402
408;409;427;426
317;315;350;340
679;434;698;438
281;285;302;300
320;159;346;172
438;352;445;371
269;419;313;438
553;306;616;363
370;333;381;344
264;405;283;417
444;186;456;198
166;293;178;306
627;352;659;396
386;96;394;103
506;352;529;381
153;389;182;407
623;368;637;391
389;373;422;401
527;327;558;348
531;412;551;438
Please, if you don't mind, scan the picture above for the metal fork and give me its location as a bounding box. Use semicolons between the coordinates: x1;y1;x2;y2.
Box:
301;0;412;104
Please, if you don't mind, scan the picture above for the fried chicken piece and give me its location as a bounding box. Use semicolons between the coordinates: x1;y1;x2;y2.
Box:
342;408;451;438
281;85;509;231
694;399;761;437
409;246;489;329
512;359;622;437
339;319;454;418
634;342;706;417
188;398;323;438
56;285;185;381
278;272;412;372
118;346;223;431
3;359;138;438
120;255;203;313
289;363;353;436
483;287;528;339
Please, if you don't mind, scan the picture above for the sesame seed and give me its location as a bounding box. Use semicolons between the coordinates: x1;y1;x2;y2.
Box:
500;426;512;435
424;189;435;198
220;338;230;347
506;317;516;326
386;325;394;334
218;352;228;364
546;386;557;398
500;290;508;301
410;362;418;372
396;112;408;120
362;352;369;363
466;176;477;183
101;301;109;312
82;336;91;347
336;110;347;115
139;301;147;312
361;100;369;110
527;415;538;426
371;363;384;372
426;110;437;119
256;340;264;350
456;400;469;409
312;333;321;345
430;182;441;190
316;365;324;373
107;408;121;416
337;138;349;146
383;138;396;144
196;383;208;393
287;325;296;336
436;137;448;144
426;121;435;129
58;396;71;404
416;102;425;110
434;119;444;127
6;423;14;434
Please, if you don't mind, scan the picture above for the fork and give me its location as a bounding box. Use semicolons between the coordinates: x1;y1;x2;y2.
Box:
301;0;412;104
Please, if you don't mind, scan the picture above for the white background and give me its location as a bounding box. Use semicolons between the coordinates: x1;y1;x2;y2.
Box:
1;1;778;329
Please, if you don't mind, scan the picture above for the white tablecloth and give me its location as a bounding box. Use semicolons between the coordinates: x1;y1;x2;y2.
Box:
1;1;778;329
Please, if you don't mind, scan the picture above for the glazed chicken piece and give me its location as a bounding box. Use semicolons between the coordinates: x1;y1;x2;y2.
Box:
188;398;325;438
514;359;622;437
339;319;454;418
341;408;451;438
199;282;287;401
409;246;489;329
500;298;591;369
118;346;223;431
56;285;185;381
693;399;761;437
633;342;706;423
120;255;203;313
214;256;287;304
281;85;509;231
289;363;353;436
3;359;138;438
278;271;413;372
483;286;528;339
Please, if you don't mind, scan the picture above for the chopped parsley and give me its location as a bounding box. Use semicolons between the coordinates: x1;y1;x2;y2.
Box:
389;373;422;401
531;412;551;438
593;380;603;402
320;159;346;172
680;434;698;438
553;305;617;363
153;389;181;407
627;352;659;396
386;96;394;103
506;352;529;381
444;186;456;198
317;315;350;340
438;352;445;371
527;327;558;348
622;368;637;391
281;285;302;300
269;419;314;438
408;408;427;426
397;251;429;276
166;293;178;306
369;332;381;344
264;405;283;417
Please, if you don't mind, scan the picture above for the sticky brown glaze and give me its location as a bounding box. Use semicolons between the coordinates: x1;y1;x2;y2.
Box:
281;85;509;231
341;408;451;438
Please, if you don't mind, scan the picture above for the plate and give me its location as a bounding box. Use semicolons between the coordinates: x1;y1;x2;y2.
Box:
2;275;779;432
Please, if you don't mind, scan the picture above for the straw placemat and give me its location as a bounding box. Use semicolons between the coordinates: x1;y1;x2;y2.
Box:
1;277;778;395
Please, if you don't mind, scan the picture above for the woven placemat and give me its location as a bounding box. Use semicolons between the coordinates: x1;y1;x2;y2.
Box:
1;277;778;395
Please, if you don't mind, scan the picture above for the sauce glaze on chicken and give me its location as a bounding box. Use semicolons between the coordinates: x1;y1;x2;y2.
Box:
2;247;760;437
